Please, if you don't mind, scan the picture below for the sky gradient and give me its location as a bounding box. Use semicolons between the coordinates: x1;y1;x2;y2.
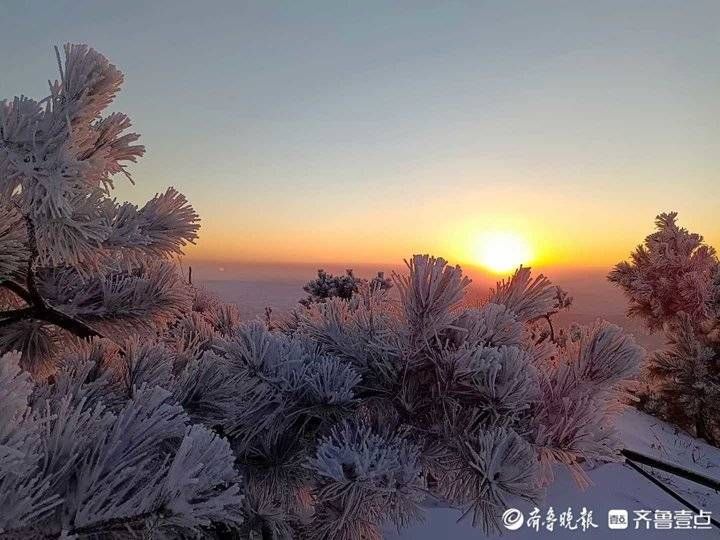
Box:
2;1;718;271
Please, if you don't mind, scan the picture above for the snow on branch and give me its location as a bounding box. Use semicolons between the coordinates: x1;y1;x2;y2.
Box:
38;261;192;339
609;211;718;330
611;212;720;445
1;44;199;371
0;206;28;281
532;322;643;486
448;303;524;348
488;266;556;323
101;188;200;260
0;370;243;538
308;422;424;539
0;40;655;539
439;428;540;531
394;254;471;346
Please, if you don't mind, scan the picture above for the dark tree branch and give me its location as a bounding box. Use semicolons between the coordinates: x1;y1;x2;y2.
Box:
69;509;162;537
544;314;555;343
0;280;32;304
624;457;720;530
530;310;558;345
41;305;101;338
0;508;165;539
0;304;101;338
23;214;46;309
0;307;36;327
0;214;102;339
622;448;720;491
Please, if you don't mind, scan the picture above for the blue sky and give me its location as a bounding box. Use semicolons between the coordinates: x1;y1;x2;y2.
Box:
2;1;718;266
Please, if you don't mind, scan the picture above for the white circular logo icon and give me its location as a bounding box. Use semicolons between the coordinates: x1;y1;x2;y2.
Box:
502;508;524;530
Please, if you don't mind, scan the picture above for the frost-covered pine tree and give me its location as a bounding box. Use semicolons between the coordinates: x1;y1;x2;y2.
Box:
0;44;242;538
2;43;645;540
228;259;642;537
609;212;720;445
0;44;202;374
300;269;392;307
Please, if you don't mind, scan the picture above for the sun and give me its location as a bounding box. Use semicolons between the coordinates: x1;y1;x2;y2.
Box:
474;232;533;274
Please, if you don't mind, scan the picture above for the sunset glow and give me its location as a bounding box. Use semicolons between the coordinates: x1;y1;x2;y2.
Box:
474;232;533;273
3;5;720;536
7;2;714;271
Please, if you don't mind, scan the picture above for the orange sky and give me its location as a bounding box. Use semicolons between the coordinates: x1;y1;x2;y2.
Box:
181;177;719;273
10;3;716;273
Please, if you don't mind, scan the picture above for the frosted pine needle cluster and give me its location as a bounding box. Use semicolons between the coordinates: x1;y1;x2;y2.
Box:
0;44;199;376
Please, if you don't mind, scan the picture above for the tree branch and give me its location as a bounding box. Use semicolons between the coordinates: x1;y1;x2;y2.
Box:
622;448;720;491
0;304;101;338
0;279;32;305
544;314;555;343
23;214;46;309
624;456;720;530
0;508;166;539
0;214;102;339
0;307;36;327
42;305;102;338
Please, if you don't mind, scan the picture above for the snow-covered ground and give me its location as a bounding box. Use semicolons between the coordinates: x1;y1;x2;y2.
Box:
388;409;720;539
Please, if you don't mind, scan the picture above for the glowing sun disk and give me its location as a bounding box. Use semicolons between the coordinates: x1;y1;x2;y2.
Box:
475;232;532;273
